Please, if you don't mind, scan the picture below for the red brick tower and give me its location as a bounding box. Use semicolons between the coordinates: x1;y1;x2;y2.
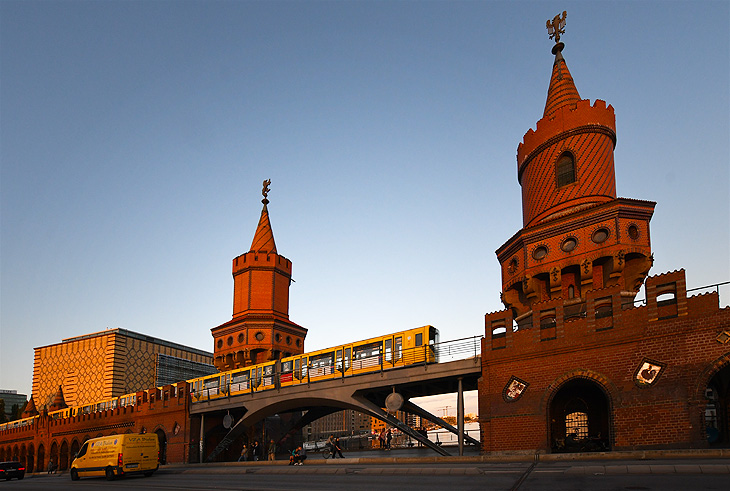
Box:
211;180;307;371
497;35;655;322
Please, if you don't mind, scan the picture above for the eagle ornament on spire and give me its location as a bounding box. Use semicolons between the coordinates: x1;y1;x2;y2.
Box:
546;11;567;43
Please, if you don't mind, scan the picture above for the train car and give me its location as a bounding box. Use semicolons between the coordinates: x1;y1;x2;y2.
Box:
189;325;439;403
0;415;38;432
281;325;439;385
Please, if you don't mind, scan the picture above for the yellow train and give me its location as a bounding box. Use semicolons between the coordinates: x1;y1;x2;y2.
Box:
189;325;439;402
0;326;439;431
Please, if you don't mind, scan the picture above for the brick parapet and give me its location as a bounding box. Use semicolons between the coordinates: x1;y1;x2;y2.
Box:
517;99;616;171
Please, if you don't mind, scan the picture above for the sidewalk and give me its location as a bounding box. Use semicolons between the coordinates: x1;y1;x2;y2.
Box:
154;448;730;475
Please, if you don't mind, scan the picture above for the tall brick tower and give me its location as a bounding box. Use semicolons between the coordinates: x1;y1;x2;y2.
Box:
497;28;655;323
211;180;307;371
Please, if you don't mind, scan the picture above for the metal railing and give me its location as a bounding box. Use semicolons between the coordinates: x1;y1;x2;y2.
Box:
625;280;729;309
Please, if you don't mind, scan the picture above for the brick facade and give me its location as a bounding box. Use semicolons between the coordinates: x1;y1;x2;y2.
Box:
480;36;730;453
0;383;191;472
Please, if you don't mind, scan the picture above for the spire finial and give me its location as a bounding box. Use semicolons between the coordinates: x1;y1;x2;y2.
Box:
262;179;271;206
546;11;567;54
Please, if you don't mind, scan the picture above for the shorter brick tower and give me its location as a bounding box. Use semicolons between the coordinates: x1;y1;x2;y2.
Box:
211;181;307;371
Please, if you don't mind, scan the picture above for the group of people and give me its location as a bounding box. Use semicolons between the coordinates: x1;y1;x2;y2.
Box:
378;428;392;450
237;434;346;466
237;439;278;462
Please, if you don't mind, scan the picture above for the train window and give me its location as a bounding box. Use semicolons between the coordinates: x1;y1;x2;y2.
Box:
204;377;219;389
253;367;262;387
282;361;293;373
232;371;249;384
344;348;351;370
384;339;393;363
429;326;439;345
310;352;334;368
415;333;423;346
354;342;381;359
294;358;302;380
336;349;343;372
395;337;402;361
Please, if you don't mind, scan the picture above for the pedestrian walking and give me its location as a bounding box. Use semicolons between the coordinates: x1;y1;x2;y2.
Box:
334;436;344;458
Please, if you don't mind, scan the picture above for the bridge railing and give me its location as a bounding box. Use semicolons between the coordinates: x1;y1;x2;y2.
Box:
432;335;483;363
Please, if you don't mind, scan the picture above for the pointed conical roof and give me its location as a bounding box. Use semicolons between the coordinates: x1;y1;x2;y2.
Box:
250;203;277;254
48;385;68;411
21;395;38;418
543;45;581;117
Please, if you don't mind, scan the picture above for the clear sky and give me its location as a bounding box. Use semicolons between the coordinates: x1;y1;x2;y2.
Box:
1;0;728;414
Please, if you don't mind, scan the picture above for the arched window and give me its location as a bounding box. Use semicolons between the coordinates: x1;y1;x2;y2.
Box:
556;153;576;187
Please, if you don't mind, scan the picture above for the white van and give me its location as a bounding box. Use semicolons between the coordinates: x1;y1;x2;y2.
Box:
70;433;159;481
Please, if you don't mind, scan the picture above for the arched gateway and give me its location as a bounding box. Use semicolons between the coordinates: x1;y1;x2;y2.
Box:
549;378;611;453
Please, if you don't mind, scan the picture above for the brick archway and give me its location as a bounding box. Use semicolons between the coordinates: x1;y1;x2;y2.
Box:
542;370;615;452
696;354;730;447
37;444;45;473
155;428;167;464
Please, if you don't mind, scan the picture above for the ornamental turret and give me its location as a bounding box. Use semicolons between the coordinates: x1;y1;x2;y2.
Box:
211;180;307;371
496;12;655;321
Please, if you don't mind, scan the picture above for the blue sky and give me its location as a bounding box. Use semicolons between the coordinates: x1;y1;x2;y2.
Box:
1;1;728;410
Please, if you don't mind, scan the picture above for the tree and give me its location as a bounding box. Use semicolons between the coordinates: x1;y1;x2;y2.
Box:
0;399;7;424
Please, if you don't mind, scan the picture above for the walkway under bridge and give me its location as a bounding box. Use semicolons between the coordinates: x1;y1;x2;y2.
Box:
191;336;483;461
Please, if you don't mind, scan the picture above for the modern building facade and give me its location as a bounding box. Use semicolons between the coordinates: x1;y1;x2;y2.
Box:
0;390;27;421
32;328;215;409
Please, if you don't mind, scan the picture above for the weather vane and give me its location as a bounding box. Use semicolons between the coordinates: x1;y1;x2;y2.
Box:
262;179;271;205
546;11;567;44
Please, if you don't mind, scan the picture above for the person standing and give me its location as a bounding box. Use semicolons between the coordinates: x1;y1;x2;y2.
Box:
267;439;277;461
238;443;249;462
386;429;392;450
378;429;386;449
252;440;260;461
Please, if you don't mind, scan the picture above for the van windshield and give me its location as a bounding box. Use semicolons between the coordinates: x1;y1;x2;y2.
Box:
76;442;88;458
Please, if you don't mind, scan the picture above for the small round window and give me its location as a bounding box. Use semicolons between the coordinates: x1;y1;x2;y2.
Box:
508;257;518;273
532;246;548;260
286;336;292;345
238;333;244;343
216;339;223;349
592;228;610;244
227;336;233;346
561;237;577;252
628;225;639;240
295;339;301;347
275;333;281;342
255;332;264;341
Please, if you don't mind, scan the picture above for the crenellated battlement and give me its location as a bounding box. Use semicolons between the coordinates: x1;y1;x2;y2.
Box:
484;270;722;355
0;383;192;467
232;250;292;275
517;99;616;167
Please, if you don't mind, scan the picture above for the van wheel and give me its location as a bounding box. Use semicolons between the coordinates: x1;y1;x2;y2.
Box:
105;467;115;481
143;470;154;477
70;469;79;481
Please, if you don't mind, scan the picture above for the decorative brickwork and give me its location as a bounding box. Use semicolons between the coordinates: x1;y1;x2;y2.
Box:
481;30;730;453
211;190;307;371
